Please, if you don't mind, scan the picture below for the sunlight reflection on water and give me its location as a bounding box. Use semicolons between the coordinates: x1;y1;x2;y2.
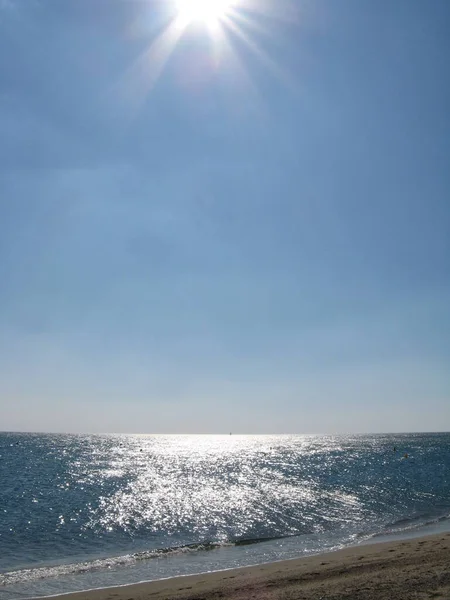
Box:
83;435;366;540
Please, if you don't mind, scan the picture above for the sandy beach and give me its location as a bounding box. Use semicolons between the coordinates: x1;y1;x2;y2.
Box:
54;532;450;600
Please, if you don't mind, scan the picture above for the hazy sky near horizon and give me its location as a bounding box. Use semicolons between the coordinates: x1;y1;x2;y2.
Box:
1;0;449;434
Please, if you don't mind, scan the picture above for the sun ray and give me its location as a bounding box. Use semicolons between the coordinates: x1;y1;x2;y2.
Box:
116;19;185;113
234;0;300;26
207;15;264;117
113;0;302;119
227;5;275;41
222;14;299;94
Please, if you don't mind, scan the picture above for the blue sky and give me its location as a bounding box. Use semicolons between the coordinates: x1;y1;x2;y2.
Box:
1;0;449;433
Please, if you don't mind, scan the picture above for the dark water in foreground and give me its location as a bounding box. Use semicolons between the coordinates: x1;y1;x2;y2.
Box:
1;432;449;599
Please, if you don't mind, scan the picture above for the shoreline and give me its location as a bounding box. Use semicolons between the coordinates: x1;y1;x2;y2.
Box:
35;532;450;600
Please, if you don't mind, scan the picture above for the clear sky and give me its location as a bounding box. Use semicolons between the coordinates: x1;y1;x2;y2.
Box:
1;0;449;434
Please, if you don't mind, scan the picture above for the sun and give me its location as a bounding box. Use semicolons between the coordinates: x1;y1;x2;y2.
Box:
175;0;233;27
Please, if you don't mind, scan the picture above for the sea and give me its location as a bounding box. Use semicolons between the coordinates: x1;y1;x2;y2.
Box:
1;432;450;600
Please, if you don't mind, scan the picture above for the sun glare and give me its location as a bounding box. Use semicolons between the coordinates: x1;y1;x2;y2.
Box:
175;0;233;27
122;0;297;106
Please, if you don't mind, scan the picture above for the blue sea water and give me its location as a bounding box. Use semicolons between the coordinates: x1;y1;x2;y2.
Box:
0;432;449;599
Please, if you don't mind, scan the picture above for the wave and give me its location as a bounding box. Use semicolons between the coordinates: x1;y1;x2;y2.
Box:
3;518;450;590
0;535;295;587
357;511;450;541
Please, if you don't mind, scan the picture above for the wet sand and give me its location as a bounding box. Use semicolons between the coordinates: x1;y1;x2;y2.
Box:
53;532;450;600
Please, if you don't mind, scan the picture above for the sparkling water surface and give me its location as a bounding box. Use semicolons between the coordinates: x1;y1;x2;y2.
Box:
1;432;449;599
